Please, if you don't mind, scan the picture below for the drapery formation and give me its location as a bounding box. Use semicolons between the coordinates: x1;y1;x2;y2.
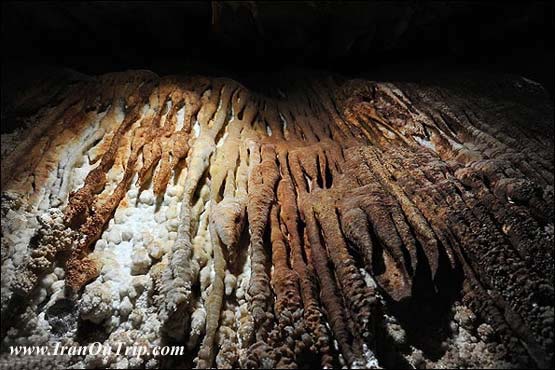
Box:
1;71;553;369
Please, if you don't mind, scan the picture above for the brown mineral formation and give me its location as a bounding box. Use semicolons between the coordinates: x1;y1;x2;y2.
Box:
1;70;553;369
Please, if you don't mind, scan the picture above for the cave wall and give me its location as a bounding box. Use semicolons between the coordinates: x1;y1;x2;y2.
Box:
1;70;553;369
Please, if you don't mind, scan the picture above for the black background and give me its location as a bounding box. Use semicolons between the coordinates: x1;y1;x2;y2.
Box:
2;1;554;120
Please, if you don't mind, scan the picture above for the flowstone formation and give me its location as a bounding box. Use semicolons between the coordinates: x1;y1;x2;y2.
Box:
1;70;553;369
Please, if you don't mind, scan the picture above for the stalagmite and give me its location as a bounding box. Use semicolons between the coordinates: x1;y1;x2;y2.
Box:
1;70;553;369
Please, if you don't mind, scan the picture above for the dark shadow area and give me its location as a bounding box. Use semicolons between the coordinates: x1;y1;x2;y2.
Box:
75;318;111;345
391;242;464;357
44;298;79;338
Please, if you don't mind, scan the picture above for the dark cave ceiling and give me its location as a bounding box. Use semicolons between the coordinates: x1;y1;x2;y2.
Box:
1;1;553;133
2;1;553;76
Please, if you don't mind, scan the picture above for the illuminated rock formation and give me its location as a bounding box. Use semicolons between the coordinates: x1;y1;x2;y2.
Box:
1;70;553;369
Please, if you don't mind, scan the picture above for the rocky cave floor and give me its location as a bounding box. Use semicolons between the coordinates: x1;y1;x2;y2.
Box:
0;69;553;369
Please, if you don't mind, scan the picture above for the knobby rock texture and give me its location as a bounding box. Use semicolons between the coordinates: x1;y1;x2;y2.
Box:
0;70;553;369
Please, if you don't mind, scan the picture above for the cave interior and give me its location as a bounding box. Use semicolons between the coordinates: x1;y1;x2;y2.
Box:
0;2;554;369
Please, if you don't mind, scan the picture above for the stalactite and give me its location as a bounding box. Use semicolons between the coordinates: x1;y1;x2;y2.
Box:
1;70;553;369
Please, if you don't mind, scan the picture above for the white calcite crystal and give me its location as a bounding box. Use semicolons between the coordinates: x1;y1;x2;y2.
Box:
131;247;152;275
139;190;155;206
119;296;133;318
79;280;118;324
